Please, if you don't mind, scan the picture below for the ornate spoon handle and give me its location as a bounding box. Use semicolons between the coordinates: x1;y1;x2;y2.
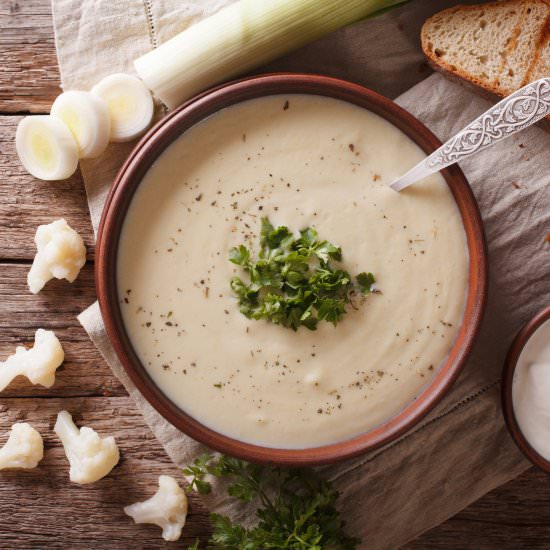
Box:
390;77;550;192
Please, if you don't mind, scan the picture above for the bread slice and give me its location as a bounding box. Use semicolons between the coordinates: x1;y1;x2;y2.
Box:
498;1;550;92
526;25;550;81
422;0;550;103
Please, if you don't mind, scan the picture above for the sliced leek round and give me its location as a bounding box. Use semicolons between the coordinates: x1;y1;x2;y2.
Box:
51;91;110;159
16;116;79;181
91;73;154;142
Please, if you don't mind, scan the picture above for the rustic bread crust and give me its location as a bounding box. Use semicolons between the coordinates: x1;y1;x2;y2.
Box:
425;58;550;131
524;19;550;83
422;0;550;124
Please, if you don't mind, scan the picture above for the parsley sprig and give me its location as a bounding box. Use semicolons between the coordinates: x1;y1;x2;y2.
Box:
229;218;375;330
184;454;360;549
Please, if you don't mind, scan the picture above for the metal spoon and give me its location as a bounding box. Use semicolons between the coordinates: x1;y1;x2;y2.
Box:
390;77;550;192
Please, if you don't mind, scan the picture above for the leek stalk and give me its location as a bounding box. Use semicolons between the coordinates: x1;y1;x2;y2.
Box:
134;0;407;109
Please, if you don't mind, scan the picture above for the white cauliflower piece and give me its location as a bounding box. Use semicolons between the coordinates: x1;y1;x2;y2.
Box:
54;410;120;484
0;329;64;391
124;475;188;541
28;218;86;294
0;423;44;470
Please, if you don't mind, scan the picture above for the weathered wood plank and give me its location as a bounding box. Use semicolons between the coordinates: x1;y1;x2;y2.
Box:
0;0;61;113
0;391;548;550
0;396;210;548
407;467;550;549
0;116;95;261
0;263;125;397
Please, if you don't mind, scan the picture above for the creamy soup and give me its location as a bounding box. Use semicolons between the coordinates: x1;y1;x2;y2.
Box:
117;95;469;449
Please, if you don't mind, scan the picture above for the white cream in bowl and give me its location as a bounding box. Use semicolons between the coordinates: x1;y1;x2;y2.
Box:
117;95;469;448
512;317;550;461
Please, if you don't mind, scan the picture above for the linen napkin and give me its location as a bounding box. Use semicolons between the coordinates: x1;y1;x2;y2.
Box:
51;0;550;547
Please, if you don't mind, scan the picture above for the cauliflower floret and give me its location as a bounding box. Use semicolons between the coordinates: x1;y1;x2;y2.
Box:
0;423;44;470
28;218;86;294
0;329;64;391
54;410;120;484
124;475;188;541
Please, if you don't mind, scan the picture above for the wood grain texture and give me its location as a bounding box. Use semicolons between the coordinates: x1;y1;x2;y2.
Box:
0;397;210;548
1;0;550;547
0;263;123;397
407;468;550;549
0;0;61;113
0;116;95;260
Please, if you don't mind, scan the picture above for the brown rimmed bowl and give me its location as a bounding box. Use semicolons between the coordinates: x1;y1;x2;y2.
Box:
502;305;550;474
96;73;488;466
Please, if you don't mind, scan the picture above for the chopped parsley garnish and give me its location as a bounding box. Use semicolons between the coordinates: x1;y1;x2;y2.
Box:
229;218;376;330
183;454;360;549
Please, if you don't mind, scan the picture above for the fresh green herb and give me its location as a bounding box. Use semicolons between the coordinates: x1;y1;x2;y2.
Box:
229;218;376;330
184;454;360;549
182;453;215;495
356;272;376;294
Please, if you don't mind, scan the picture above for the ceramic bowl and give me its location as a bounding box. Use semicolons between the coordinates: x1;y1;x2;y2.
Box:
96;73;488;465
502;305;550;474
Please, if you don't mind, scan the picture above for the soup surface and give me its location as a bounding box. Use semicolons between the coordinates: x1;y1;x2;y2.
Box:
118;95;468;448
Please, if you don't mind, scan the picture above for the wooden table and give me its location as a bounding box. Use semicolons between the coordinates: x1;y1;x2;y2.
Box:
1;1;549;547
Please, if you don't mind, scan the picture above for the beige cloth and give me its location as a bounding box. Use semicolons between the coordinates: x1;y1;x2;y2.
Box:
51;0;550;547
